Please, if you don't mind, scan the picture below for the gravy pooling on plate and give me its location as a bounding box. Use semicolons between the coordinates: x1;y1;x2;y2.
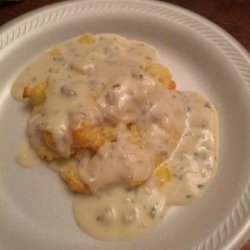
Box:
12;33;219;240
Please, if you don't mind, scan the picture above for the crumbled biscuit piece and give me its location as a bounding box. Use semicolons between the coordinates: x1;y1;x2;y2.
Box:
154;161;171;185
78;33;96;44
145;62;176;90
71;122;116;151
23;81;52;105
59;164;90;193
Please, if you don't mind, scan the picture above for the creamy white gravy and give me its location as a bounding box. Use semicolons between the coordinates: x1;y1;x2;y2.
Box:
12;33;218;241
15;140;43;168
73;179;168;241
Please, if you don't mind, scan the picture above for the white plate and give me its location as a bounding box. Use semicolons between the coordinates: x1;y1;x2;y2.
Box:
0;1;250;250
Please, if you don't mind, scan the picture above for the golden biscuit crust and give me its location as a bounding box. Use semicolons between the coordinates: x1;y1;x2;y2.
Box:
145;62;176;90
59;164;90;193
23;81;52;105
71;122;116;151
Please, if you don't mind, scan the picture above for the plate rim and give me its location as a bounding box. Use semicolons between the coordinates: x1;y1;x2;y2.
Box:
0;1;250;249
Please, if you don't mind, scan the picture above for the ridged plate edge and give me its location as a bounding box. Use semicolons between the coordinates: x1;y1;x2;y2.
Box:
0;1;249;249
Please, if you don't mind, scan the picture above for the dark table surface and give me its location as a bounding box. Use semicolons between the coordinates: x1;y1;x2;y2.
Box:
0;0;250;52
0;0;249;249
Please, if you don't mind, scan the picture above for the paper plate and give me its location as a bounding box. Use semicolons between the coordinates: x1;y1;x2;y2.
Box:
0;1;249;249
